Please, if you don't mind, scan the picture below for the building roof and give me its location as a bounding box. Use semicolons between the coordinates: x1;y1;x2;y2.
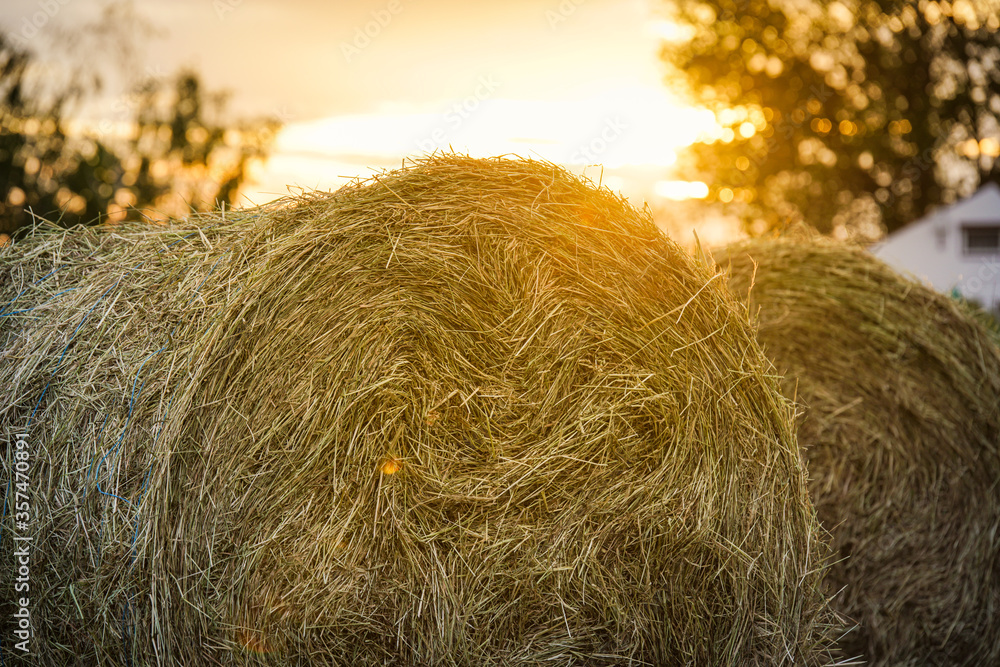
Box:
898;183;1000;235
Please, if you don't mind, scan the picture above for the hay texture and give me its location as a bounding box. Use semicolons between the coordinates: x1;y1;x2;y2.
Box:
716;237;1000;666
3;155;833;666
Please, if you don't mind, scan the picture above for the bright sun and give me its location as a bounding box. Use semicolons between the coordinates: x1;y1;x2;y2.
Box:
245;83;717;208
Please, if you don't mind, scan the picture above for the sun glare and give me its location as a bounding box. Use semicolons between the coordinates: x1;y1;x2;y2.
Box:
273;86;713;168
655;180;710;201
249;84;718;207
645;19;696;43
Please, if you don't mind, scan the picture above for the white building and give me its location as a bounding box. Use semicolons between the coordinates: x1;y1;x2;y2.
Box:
872;183;1000;313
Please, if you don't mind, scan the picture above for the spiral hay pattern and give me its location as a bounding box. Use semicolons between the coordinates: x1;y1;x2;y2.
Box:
2;156;834;665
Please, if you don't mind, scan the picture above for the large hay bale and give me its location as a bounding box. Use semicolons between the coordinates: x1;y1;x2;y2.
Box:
716;237;1000;666
3;155;834;665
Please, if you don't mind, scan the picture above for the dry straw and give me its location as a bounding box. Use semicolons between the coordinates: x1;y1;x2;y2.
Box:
716;236;1000;666
3;155;835;665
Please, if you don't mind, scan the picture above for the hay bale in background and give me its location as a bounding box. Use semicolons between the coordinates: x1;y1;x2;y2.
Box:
716;237;1000;666
3;155;834;665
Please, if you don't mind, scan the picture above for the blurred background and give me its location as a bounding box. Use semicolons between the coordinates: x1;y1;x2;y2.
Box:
1;0;998;250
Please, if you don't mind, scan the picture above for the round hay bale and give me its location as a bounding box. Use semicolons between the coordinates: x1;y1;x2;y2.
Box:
2;156;834;665
0;219;233;664
715;237;1000;666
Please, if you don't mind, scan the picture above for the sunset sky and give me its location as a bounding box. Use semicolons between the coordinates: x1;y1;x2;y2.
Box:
0;0;735;241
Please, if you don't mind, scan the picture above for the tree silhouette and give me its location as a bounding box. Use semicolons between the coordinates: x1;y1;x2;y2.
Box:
126;69;278;222
0;31;279;237
0;31;107;234
661;0;1000;238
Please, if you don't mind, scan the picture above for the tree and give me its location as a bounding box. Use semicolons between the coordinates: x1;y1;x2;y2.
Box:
124;69;279;223
0;31;109;235
0;27;279;237
660;0;1000;239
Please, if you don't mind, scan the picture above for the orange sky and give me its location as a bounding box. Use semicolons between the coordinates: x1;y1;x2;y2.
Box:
0;0;739;244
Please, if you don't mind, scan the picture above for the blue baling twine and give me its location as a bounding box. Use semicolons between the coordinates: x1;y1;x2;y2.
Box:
2;224;233;664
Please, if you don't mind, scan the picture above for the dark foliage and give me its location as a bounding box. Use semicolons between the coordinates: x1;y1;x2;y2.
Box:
662;1;1000;238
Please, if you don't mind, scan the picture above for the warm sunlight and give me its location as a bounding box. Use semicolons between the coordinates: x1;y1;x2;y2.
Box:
7;2;1000;664
655;180;710;200
245;82;718;209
